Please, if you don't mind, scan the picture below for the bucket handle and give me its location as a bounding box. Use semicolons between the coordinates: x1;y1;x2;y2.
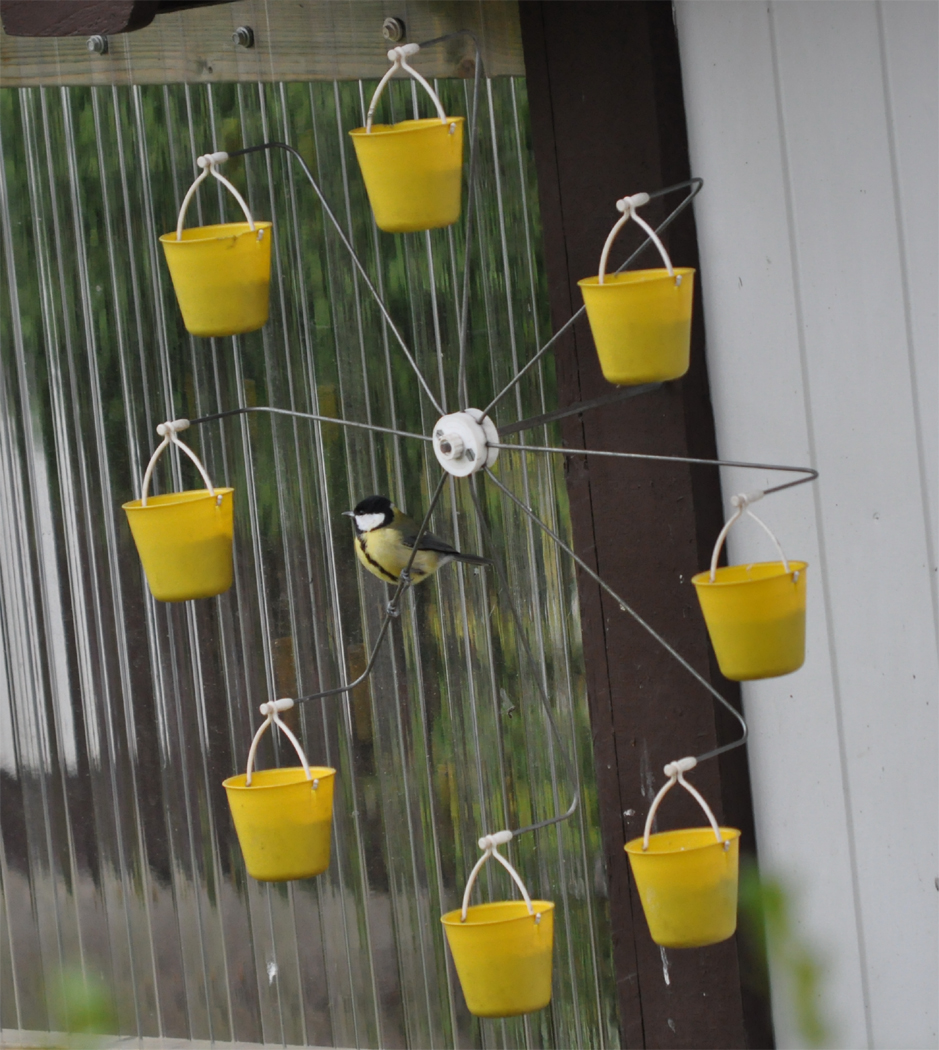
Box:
598;193;678;285
244;698;317;788
365;43;450;132
709;491;792;582
140;419;220;508
642;756;727;851
459;830;541;924
174;152;259;241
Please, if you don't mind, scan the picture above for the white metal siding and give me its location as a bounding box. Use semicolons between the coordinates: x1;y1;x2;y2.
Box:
675;2;938;1048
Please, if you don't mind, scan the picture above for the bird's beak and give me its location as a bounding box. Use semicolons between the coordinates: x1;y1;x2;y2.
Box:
342;510;354;517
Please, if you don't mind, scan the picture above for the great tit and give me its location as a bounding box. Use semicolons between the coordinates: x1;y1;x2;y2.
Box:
344;494;490;585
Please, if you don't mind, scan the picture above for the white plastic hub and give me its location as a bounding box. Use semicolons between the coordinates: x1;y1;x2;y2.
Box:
432;409;499;477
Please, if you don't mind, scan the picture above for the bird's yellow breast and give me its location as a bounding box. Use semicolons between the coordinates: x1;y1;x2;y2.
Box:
355;528;443;584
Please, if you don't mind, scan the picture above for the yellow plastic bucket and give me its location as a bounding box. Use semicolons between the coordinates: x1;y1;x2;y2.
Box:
123;487;234;602
578;268;695;384
160;221;272;337
625;827;741;948
441;901;555;1017
224;766;336;882
693;561;807;680
350;117;464;233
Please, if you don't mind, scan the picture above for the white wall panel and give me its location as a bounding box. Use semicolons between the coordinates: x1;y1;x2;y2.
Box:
675;3;938;1048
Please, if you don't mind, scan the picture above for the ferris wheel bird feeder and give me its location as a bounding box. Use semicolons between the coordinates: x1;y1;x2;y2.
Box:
122;419;234;602
120;26;822;1020
160;153;272;337
223;698;336;882
349;44;464;233
578;193;695;385
692;492;808;680
624;757;741;949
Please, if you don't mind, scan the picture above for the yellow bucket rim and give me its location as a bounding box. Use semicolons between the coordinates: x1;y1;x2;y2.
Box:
122;487;234;511
223;766;336;791
440;900;555;927
691;560;807;588
625;827;740;856
578;267;695;289
349;116;465;138
159;221;272;245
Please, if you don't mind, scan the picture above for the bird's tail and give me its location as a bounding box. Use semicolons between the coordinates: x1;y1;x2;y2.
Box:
453;551;492;567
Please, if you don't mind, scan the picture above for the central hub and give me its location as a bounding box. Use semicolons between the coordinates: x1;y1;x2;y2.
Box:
432;409;499;477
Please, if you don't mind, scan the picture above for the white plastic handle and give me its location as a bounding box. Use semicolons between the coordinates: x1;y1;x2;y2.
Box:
244;698;316;787
459;831;541;923
642;756;726;851
174;152;258;240
365;43;450;132
708;491;792;582
139;419;219;507
597;192;678;285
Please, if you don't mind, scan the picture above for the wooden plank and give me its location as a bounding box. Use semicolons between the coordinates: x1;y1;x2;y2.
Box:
0;0;524;87
676;2;939;1048
519;3;770;1047
673;5;869;1045
771;7;938;1049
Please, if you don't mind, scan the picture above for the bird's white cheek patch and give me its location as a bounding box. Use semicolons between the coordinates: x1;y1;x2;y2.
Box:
355;512;386;532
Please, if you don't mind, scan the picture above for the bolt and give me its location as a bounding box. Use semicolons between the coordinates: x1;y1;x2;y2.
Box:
87;34;108;55
465;449;475;462
382;17;405;42
232;25;255;48
438;433;464;459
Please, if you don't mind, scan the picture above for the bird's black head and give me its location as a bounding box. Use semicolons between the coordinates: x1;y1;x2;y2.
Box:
347;494;394;533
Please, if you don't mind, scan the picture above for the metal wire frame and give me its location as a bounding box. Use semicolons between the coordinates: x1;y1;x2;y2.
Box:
480;178;704;420
224;140;445;417
483;469;748;765
175;74;818;833
412;30;483;410
468;480;579;838
492;443;820;498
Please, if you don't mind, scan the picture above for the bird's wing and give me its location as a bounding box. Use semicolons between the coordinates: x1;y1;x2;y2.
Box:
403;529;458;556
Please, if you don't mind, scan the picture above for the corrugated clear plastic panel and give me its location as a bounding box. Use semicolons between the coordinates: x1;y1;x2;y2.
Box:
0;76;621;1049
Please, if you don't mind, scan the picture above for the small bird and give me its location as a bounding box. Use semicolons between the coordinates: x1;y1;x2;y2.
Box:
344;494;490;586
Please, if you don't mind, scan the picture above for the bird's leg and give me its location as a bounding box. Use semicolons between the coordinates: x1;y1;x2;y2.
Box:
386;569;412;617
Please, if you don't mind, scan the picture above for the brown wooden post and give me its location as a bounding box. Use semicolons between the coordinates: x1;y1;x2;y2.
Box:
519;3;773;1047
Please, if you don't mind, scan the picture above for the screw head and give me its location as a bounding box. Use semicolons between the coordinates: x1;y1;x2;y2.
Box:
86;34;108;55
232;25;255;48
382;17;405;43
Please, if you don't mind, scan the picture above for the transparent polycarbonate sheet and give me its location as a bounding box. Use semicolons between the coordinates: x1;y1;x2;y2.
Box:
0;77;620;1049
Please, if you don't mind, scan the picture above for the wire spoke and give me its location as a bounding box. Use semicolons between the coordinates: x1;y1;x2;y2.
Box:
491;441;818;495
453;34;482;409
291;470;449;706
482;178;703;419
469;480;579;837
485;467;747;763
189;404;432;443
227;141;444;416
499;383;661;436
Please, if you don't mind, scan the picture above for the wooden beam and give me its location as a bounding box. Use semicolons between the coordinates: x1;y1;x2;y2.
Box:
0;0;524;87
519;3;773;1047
